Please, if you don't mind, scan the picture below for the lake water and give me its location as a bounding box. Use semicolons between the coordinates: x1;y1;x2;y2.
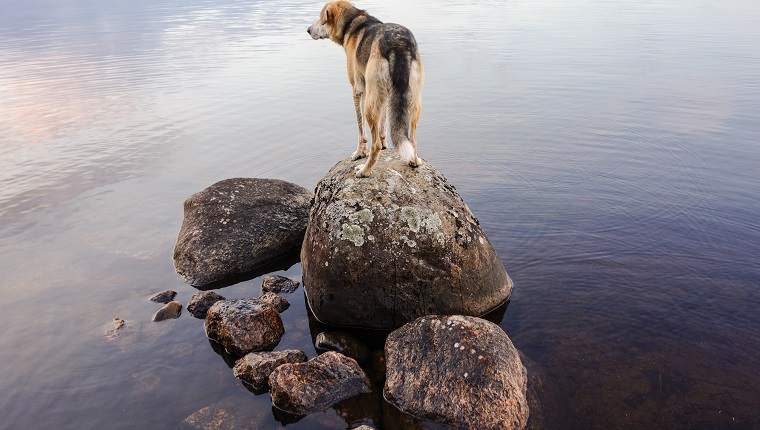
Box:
1;0;759;428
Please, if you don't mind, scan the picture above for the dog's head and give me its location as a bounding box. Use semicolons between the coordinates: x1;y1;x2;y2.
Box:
307;1;356;44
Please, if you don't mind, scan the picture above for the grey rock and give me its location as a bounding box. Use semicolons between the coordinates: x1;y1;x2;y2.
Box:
315;331;370;363
268;351;372;415
149;289;176;303
205;299;284;355
301;152;512;329
187;291;226;318
258;292;290;313
152;301;182;322
261;275;300;294
384;315;529;430
173;178;312;287
233;350;307;391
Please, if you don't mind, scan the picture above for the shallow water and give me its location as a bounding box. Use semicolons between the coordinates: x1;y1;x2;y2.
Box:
1;0;759;428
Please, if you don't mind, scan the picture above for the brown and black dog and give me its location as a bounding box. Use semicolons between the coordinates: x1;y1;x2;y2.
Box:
308;1;424;177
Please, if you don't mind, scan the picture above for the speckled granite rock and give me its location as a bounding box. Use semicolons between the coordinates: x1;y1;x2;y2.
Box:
152;301;182;322
301;152;512;329
262;275;300;294
233;350;307;392
257;292;290;313
384;315;529;430
205;299;284;355
173;178;312;287
187;291;226;318
269;351;371;415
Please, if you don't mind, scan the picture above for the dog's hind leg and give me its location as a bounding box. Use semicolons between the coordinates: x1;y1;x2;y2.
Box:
355;57;389;177
380;109;388;150
350;92;368;160
408;59;424;166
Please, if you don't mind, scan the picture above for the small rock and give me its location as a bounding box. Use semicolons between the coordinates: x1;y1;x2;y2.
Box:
149;289;177;303
269;351;372;415
105;317;126;339
351;426;376;430
385;315;529;430
233;350;307;392
205;299;285;355
262;275;300;294
315;331;370;363
152;301;182;322
258;292;290;313
178;396;262;429
187;291;226;318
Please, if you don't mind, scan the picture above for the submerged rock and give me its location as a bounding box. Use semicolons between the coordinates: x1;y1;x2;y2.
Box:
384;315;529;430
233;350;308;392
105;317;126;339
315;331;370;364
152;301;182;322
261;275;300;294
149;290;176;304
205;299;285;355
187;291;226;319
268;351;371;415
301;152;512;329
173;178;312;287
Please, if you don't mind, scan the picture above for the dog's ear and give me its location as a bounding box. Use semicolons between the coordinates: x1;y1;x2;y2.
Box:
320;5;330;25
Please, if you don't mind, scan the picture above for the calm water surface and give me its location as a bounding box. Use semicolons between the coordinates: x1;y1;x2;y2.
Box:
1;0;759;428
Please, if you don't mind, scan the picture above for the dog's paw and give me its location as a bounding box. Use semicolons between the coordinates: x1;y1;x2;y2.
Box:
350;150;367;161
355;164;369;178
408;157;421;168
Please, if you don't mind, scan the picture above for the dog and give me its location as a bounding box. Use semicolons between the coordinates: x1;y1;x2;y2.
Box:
307;1;424;177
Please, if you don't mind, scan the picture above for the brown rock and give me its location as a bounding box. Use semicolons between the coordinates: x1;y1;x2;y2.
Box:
233;350;307;392
269;351;372;415
257;292;290;313
149;289;176;303
187;291;226;318
205;299;284;355
301;152;512;329
152;301;182;322
384;315;529;430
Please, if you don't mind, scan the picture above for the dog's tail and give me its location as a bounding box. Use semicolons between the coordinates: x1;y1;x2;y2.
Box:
388;44;423;166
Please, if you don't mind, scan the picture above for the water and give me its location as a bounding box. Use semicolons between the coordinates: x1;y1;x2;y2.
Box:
1;0;759;428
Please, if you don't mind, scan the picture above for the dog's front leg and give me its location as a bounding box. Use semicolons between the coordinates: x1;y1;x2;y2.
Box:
350;91;368;160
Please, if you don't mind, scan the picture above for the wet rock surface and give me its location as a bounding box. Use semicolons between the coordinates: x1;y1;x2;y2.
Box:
104;317;126;339
268;351;372;415
173;178;312;287
233;350;307;392
315;331;370;364
149;289;176;303
152;301;182;322
301;152;512;329
257;292;290;313
384;315;529;430
187;291;226;318
205;299;285;355
262;275;300;294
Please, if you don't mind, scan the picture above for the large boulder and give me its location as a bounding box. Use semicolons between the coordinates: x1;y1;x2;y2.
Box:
301;152;512;329
174;178;312;287
268;351;371;415
205;299;285;355
384;315;529;430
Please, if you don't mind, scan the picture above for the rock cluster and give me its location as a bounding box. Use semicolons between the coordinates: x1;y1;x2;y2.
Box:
233;350;307;392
